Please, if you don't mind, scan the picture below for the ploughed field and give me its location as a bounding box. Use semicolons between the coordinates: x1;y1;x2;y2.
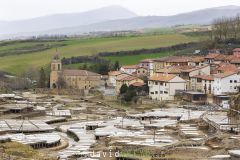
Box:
0;34;201;74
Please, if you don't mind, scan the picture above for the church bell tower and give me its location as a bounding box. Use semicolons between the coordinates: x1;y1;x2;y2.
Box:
50;53;62;88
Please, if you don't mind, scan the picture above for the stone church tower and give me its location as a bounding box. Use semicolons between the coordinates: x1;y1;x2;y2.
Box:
50;54;62;88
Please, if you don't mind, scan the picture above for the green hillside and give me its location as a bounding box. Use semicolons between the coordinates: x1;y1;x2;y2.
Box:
0;34;203;74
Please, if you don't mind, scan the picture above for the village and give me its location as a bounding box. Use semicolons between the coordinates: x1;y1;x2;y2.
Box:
0;48;240;160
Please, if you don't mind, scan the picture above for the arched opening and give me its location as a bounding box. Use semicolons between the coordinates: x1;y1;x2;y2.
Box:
52;83;57;89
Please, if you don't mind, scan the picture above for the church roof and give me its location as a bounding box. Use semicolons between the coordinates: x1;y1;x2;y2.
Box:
62;69;100;77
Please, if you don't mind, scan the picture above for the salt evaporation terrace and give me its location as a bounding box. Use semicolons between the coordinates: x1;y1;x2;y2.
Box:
57;108;205;159
0;119;54;133
0;132;61;148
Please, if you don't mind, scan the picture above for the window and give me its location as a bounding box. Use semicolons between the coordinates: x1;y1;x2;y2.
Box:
52;64;56;70
234;87;237;89
155;82;158;85
155;91;158;94
234;80;237;83
230;80;233;83
151;92;154;94
160;91;163;94
164;91;168;94
160;82;163;86
138;71;140;73
165;83;167;86
197;78;202;83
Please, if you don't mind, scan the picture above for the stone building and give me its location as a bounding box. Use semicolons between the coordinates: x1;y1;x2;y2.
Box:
50;54;101;89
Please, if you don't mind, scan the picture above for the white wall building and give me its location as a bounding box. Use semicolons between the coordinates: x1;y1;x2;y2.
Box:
213;72;240;95
120;65;138;74
148;74;186;101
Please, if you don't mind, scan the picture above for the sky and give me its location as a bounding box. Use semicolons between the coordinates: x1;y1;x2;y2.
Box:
1;0;240;21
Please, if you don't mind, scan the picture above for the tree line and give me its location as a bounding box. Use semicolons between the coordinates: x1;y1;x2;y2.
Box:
98;42;197;57
211;15;240;42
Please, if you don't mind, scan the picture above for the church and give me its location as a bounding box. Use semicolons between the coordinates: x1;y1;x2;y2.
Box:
50;54;101;90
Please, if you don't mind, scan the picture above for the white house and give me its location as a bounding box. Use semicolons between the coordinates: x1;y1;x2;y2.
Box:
148;74;186;101
120;65;139;74
213;72;240;95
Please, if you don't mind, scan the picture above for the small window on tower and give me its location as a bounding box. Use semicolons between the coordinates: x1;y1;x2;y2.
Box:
53;64;56;70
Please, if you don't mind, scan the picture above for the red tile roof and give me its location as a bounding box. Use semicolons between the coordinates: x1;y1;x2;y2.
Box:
216;64;238;73
149;74;176;82
154;56;192;63
231;57;240;64
116;74;138;81
121;65;139;69
63;69;100;76
190;56;205;62
192;74;214;81
131;82;145;87
215;54;227;61
108;71;122;76
233;48;240;52
205;53;220;59
156;66;182;74
225;55;235;61
181;65;209;73
140;59;154;63
214;71;238;78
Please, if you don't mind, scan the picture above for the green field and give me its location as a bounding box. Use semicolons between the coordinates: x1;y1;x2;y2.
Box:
0;33;203;74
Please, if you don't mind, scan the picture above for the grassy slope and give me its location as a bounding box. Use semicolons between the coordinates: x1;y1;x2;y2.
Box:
0;34;201;74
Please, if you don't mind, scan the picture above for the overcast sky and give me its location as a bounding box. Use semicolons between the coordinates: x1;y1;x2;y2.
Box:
1;0;240;21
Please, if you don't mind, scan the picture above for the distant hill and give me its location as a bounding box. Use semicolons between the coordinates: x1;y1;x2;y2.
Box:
0;5;137;35
1;5;240;39
45;5;240;34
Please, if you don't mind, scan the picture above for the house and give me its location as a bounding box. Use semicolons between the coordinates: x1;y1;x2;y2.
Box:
230;58;240;67
116;74;144;93
233;48;240;58
120;65;139;74
213;63;238;74
213;95;230;109
214;54;227;64
108;71;122;86
204;53;221;64
190;74;214;94
148;74;186;101
154;66;182;76
139;59;154;74
225;55;235;63
50;54;101;90
153;56;191;72
180;65;211;90
188;56;205;66
136;66;149;77
182;91;207;104
213;71;240;95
